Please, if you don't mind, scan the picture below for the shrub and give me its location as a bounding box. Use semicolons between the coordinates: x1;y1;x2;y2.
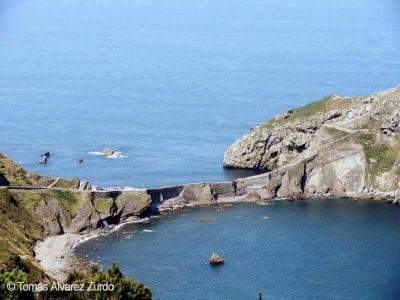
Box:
0;266;34;300
0;262;152;300
41;262;152;300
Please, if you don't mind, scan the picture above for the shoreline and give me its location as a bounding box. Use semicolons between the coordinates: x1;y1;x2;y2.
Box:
34;216;155;281
35;233;90;281
34;195;397;281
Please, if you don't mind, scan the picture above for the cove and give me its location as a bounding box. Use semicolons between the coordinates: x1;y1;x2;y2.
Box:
75;199;400;299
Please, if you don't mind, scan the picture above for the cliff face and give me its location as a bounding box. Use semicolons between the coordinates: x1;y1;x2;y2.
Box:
224;86;400;199
0;154;151;280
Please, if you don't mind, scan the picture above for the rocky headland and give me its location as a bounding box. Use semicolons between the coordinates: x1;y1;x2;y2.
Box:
225;85;400;201
1;85;399;287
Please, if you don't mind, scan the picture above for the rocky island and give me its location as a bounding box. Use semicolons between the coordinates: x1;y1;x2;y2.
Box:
1;85;399;299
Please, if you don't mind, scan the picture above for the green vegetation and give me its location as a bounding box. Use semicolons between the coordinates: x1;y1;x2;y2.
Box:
355;133;400;177
259;96;353;129
284;96;331;121
51;190;75;202
0;154;153;298
364;145;399;176
357;132;400;190
0;189;42;264
0;262;152;300
0;188;89;278
49;190;82;220
95;198;114;215
0;153;40;186
0;265;33;300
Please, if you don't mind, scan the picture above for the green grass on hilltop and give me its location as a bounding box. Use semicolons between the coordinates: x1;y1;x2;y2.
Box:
259;96;353;129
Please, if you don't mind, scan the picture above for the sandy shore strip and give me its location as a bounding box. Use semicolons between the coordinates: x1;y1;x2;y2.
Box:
34;217;153;281
34;233;93;281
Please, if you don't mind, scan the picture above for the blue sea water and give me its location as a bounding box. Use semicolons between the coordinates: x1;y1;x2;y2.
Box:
2;1;400;299
0;0;400;188
76;199;400;300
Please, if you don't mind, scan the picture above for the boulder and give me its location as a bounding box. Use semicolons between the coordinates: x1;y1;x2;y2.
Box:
115;191;152;221
209;253;224;265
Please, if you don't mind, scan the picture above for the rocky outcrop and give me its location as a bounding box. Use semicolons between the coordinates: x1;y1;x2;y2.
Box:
153;182;239;212
224;85;400;200
209;253;224;265
116;191;151;220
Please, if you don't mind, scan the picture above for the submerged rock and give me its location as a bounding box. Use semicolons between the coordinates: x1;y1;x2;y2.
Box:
200;216;216;222
209;253;224;265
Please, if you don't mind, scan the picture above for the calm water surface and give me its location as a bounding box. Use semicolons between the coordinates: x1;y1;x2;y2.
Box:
2;2;400;297
0;0;400;187
76;199;400;300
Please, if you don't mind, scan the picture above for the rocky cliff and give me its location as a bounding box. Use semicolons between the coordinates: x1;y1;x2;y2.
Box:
0;154;151;280
224;85;400;200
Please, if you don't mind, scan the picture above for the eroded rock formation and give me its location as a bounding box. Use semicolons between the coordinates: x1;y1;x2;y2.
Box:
224;85;400;200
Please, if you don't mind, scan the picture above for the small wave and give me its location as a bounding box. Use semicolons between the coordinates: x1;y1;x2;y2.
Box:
106;151;128;159
142;229;154;233
134;217;150;223
89;150;128;159
262;216;269;220
88;151;106;156
72;233;101;250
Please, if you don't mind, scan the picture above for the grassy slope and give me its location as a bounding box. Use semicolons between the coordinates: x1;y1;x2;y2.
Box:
0;186;91;280
0;153;41;186
259;96;353;129
0;188;45;279
342;132;400;191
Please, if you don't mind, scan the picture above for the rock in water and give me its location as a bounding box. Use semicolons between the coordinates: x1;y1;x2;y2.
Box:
100;148;115;156
209;253;224;265
39;152;50;164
